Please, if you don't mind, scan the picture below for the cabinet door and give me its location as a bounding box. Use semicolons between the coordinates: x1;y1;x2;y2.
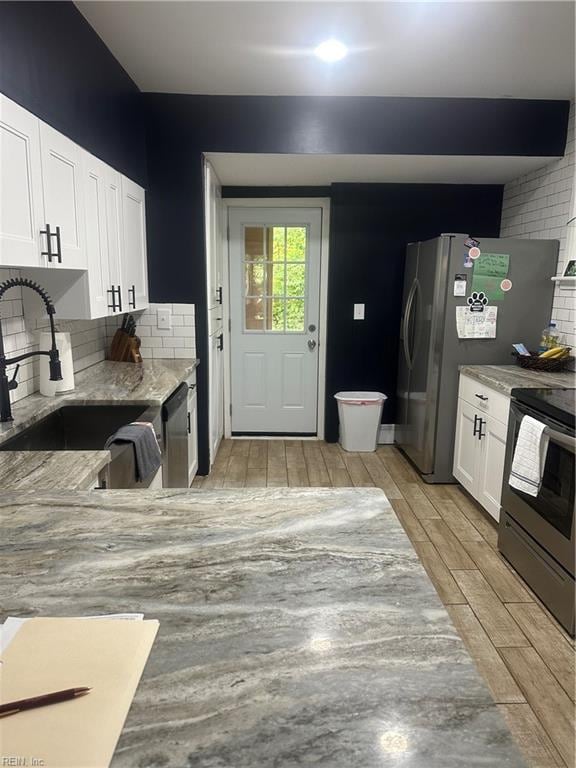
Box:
105;168;123;292
205;161;223;312
84;153;111;317
121;176;148;311
0;95;43;267
210;331;224;463
453;398;479;495
39;122;86;269
477;415;508;522
187;385;198;483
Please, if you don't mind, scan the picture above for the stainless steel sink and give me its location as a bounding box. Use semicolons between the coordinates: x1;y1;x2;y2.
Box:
0;405;153;452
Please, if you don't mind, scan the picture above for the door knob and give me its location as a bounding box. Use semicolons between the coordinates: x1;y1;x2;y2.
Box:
308;339;317;351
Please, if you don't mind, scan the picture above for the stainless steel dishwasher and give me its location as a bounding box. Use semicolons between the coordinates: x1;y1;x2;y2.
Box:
162;382;189;487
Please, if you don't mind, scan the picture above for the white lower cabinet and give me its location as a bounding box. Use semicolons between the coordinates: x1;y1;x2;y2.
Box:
187;375;198;484
209;329;224;463
477;416;508;521
453;375;510;522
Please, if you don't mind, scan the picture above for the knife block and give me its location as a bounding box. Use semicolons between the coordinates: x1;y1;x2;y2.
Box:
109;329;142;363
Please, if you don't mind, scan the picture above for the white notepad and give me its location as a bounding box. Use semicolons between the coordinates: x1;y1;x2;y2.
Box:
0;617;158;768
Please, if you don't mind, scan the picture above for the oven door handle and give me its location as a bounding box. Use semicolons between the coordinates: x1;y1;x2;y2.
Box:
545;427;576;453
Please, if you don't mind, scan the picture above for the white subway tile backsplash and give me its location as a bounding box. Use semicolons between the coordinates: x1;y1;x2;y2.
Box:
500;101;575;351
107;302;197;362
1;269;196;405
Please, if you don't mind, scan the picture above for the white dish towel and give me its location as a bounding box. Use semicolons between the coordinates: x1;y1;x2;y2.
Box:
509;415;549;497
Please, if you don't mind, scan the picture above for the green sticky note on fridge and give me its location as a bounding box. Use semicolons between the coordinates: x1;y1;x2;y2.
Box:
471;252;509;300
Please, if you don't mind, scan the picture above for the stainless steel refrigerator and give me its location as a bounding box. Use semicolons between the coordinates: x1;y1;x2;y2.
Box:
396;233;558;483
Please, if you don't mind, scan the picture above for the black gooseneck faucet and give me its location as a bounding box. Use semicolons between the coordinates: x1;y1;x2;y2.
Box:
0;278;63;422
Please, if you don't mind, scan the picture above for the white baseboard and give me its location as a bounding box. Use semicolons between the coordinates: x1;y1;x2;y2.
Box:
378;424;396;444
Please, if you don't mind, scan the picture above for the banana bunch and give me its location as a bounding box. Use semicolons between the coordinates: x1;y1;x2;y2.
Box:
539;346;571;359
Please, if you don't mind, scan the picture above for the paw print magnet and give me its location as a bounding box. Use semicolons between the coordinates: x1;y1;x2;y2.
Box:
467;292;488;312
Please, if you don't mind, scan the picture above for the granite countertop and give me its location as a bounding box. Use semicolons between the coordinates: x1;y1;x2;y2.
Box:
460;364;576;395
0;358;199;445
0;450;110;490
0;358;198;489
0;487;526;767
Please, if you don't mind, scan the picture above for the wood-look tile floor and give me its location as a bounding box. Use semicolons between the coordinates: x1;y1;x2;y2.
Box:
193;439;575;768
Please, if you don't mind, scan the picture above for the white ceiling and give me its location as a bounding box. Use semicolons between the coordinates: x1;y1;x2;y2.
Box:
206;152;557;186
76;1;575;99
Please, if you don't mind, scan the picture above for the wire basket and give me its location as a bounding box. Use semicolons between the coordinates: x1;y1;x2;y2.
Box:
513;350;573;372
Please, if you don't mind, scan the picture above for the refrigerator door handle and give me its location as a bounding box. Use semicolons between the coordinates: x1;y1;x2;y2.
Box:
402;280;417;370
410;279;423;365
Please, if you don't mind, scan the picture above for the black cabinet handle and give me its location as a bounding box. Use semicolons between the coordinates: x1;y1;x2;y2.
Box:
473;414;479;437
116;285;123;313
41;225;62;263
107;286;118;312
40;224;53;261
187;412;191;434
53;225;62;263
475;393;488;401
217;286;223;304
478;418;485;440
217;333;224;351
128;285;136;309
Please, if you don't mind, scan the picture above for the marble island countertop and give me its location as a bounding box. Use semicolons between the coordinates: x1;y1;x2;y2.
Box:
0;359;198;488
460;364;576;395
0;487;526;767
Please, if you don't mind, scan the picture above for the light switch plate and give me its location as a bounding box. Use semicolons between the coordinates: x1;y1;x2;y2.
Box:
157;307;172;330
353;303;365;320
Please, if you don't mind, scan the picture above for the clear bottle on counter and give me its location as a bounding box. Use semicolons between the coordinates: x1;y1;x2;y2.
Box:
538;322;559;352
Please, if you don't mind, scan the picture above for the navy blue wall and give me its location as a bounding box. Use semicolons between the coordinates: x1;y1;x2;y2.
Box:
325;183;503;441
145;94;568;471
0;1;146;184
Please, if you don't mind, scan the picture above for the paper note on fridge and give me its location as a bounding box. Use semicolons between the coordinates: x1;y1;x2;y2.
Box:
471;253;510;301
456;306;498;339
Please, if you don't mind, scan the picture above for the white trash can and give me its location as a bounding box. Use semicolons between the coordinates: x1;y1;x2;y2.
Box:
335;391;387;452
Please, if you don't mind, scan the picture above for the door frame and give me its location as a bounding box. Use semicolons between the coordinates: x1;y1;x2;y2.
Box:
223;198;330;440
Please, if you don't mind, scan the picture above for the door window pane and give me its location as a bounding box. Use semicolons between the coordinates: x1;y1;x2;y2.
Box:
268;262;285;297
269;298;285;331
271;227;286;261
243;224;308;332
285;299;305;331
245;263;265;296
286;227;307;261
245;227;266;260
286;264;306;297
246;298;265;330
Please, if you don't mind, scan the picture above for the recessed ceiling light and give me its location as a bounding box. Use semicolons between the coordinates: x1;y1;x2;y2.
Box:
314;39;348;63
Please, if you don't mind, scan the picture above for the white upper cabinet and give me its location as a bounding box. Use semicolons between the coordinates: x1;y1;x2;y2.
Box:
1;94;149;319
0;95;44;267
87;158;124;316
39;122;87;269
121;176;149;312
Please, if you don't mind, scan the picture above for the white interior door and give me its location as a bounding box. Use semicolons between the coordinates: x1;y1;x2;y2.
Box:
229;207;321;434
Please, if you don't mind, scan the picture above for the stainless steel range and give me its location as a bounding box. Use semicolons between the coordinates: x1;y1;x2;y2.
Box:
498;388;575;635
